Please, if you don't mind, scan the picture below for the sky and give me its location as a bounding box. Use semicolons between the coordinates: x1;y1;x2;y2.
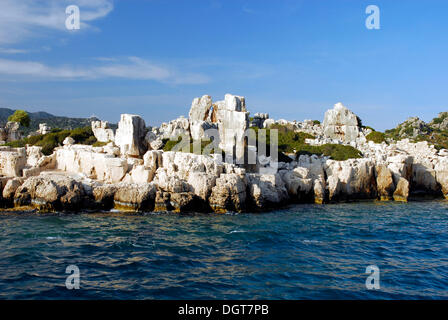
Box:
0;0;447;131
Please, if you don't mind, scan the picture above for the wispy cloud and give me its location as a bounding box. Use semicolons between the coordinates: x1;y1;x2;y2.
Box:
0;47;29;54
0;56;210;84
0;0;113;44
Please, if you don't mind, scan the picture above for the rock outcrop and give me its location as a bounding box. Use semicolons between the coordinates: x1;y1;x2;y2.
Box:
115;114;147;157
14;174;91;211
323;103;361;143
4;95;448;214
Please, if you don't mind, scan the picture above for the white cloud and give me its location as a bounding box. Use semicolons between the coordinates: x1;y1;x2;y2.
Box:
0;48;28;54
0;0;113;44
0;56;210;84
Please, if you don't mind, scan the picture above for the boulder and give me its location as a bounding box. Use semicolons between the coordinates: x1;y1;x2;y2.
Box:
113;183;156;211
92;184;117;210
114;114;147;157
393;177;410;202
2;178;24;204
14;175;89;211
375;164;395;200
63;136;75;145
170;192;205;213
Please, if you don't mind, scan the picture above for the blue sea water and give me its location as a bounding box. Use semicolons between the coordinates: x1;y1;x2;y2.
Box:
0;201;448;300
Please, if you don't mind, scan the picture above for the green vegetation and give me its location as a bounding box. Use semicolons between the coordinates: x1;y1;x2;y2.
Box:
312;120;320;125
255;124;362;161
366;131;386;144
431;112;448;125
92;141;109;147
296;144;362;161
8;110;30;127
162;137;222;155
2;126;97;155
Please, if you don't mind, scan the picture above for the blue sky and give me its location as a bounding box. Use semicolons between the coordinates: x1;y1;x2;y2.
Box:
0;0;447;130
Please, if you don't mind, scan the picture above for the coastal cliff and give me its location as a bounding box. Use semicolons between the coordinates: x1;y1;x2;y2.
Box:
2;94;448;213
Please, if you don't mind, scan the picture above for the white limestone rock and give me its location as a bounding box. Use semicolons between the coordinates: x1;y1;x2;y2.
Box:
92;121;115;143
114;114;147;157
323;103;361;142
246;173;289;210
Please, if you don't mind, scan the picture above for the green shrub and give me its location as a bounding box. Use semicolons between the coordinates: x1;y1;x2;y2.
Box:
297;144;362;161
92;141;108;147
366;131;386;144
363;126;376;132
3;126;97;155
312;120;320;125
8;110;30;127
163;137;222;155
432;117;443;124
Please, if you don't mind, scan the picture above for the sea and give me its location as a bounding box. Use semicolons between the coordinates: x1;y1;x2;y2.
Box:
0;201;447;299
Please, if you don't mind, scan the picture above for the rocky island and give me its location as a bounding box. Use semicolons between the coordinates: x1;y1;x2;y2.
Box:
1;94;448;214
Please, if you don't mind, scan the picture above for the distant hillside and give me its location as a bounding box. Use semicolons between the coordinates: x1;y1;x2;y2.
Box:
384;112;448;150
0;107;102;135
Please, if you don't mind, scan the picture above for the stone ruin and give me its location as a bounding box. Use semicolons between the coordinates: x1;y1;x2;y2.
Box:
323;102;361;143
4;94;448;213
91;121;115;143
0;122;21;144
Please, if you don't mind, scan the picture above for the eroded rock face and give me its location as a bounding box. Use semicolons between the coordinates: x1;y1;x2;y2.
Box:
323;103;361;142
280;168;313;203
92;184;117;210
434;159;448;198
114;114;147;157
92;121;115;143
247;173;289;210
393;177;410;202
375;164;395;200
325;159;377;201
2;178;24;204
14;174;89;211
209;173;247;213
189;95;213;123
113;183;156;211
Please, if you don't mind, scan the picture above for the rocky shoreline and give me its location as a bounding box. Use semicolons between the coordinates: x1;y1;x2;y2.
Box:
2;94;448;214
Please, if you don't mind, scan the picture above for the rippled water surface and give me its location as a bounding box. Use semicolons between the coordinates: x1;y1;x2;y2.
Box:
1;201;448;299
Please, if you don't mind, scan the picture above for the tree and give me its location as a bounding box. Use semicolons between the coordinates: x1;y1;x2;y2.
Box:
8;110;30;127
